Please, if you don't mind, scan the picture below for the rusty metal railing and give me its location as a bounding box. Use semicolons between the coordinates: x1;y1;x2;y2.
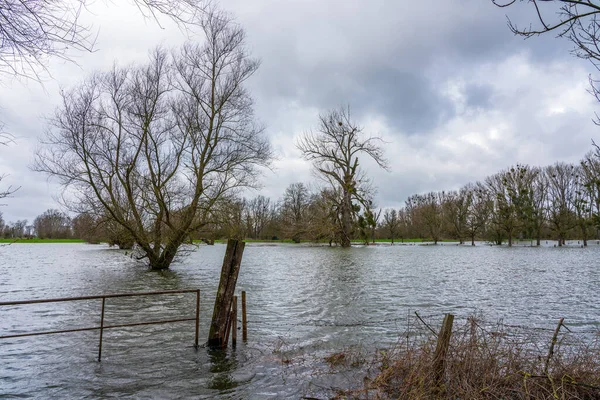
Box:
0;289;200;361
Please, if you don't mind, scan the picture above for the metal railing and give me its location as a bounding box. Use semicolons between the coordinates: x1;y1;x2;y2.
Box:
0;289;200;361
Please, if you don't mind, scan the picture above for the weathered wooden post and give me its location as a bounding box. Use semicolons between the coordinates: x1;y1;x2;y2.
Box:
433;313;454;389
231;295;238;347
208;239;245;347
241;290;247;341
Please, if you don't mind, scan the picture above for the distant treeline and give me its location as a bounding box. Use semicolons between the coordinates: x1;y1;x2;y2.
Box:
3;149;600;247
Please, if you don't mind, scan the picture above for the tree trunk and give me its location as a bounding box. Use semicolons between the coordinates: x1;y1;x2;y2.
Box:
340;189;352;247
471;235;475;246
508;234;513;247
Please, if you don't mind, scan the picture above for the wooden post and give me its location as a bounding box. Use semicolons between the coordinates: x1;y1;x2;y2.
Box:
544;317;564;375
98;297;106;362
194;289;200;348
208;239;245;347
231;295;238;347
433;313;454;388
241;291;247;341
224;303;232;347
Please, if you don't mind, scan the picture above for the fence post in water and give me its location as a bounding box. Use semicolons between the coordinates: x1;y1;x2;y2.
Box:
241;291;247;341
231;295;238;347
224;303;232;347
195;289;200;348
433;313;454;389
98;297;106;362
208;239;245;348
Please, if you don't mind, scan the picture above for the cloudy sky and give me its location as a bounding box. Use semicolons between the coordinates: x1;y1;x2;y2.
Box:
0;0;598;223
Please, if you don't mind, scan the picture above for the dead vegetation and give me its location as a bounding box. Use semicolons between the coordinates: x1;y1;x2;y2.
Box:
332;315;600;399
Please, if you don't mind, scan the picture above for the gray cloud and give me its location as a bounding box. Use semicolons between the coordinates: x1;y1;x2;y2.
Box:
0;0;598;222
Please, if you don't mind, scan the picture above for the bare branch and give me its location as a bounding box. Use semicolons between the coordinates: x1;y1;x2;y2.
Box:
0;0;208;81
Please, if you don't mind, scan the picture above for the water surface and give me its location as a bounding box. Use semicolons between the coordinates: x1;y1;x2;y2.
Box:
1;242;599;398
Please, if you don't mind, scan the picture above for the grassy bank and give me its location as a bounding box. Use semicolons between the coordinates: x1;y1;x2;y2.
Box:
0;238;85;243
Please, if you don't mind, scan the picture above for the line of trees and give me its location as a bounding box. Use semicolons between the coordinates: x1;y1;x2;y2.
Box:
15;144;600;247
68;145;600;247
101;148;597;247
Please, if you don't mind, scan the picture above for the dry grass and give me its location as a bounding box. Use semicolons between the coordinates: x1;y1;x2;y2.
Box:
333;316;600;399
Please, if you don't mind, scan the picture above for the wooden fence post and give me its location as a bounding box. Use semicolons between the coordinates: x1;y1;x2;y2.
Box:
208;239;245;347
241;291;247;341
231;295;238;347
433;313;454;389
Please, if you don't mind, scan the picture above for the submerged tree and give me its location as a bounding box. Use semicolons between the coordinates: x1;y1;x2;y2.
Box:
280;182;311;242
382;208;400;244
34;9;271;269
296;107;388;247
464;183;493;246
33;208;72;239
546;162;577;246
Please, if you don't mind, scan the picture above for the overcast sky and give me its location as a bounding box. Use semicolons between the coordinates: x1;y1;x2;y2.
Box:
0;0;598;223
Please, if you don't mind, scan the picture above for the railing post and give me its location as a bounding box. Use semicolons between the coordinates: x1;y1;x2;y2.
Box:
195;289;200;348
98;297;106;362
241;290;247;342
231;295;238;347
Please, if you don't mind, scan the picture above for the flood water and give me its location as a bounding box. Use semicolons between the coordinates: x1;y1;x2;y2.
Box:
1;242;599;398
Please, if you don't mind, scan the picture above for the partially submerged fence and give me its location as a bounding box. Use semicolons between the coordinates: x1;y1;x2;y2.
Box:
0;289;200;361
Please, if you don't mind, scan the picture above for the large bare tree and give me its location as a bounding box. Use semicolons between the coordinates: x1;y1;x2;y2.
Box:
34;9;272;269
0;0;206;80
296;107;388;247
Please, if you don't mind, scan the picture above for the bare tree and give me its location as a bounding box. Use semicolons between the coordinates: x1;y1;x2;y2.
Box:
296;106;388;247
442;189;471;244
306;188;339;245
208;196;247;240
545;162;577;245
280;182;311;242
34;9;271;269
527;167;549;246
34;208;72;238
580;149;600;229
244;195;274;240
572;164;594;245
0;0;207;80
357;199;380;245
382;208;400;244
412;192;445;244
464;182;493;246
487;165;536;246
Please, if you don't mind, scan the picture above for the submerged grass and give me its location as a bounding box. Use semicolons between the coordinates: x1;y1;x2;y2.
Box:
329;316;600;400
